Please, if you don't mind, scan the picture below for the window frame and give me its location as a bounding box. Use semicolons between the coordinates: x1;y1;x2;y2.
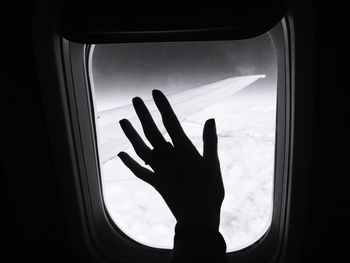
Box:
33;0;311;260
60;20;291;263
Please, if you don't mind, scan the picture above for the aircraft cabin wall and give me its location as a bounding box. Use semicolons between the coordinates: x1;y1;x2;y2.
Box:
2;1;349;262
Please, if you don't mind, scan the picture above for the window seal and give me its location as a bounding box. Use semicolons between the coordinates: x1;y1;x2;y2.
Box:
60;18;291;263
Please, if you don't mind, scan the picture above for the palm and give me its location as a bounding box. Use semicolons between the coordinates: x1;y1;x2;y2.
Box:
118;90;224;230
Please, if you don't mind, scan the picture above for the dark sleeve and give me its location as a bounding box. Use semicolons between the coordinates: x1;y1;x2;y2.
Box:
169;223;229;263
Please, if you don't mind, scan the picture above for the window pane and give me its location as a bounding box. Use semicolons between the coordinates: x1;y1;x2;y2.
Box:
89;32;277;251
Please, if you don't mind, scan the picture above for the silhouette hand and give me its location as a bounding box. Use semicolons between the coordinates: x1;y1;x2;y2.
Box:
118;90;224;231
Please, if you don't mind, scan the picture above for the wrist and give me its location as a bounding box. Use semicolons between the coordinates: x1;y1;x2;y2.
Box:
176;213;220;232
174;221;226;252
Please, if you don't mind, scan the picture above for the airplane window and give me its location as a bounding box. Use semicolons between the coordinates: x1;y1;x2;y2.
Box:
88;32;277;251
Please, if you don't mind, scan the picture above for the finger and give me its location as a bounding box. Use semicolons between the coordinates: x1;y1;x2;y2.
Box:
118;152;156;186
152;89;191;147
203;118;219;163
119;119;151;160
132;97;166;147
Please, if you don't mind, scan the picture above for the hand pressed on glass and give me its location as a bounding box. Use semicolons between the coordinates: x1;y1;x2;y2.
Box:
118;89;225;232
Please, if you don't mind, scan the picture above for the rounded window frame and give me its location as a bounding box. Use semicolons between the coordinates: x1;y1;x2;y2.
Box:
60;19;292;263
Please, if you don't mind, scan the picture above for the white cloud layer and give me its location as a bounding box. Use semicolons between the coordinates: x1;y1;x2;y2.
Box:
99;90;276;251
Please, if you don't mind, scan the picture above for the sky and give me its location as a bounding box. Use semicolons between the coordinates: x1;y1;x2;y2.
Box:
89;31;279;251
91;31;276;111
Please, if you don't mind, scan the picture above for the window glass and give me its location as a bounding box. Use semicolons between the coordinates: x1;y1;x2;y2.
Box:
89;32;277;251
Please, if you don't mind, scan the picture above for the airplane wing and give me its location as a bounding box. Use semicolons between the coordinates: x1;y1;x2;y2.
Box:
95;74;265;163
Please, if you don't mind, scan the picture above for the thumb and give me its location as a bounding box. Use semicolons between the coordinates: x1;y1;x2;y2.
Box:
118;152;156;186
203;118;218;163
